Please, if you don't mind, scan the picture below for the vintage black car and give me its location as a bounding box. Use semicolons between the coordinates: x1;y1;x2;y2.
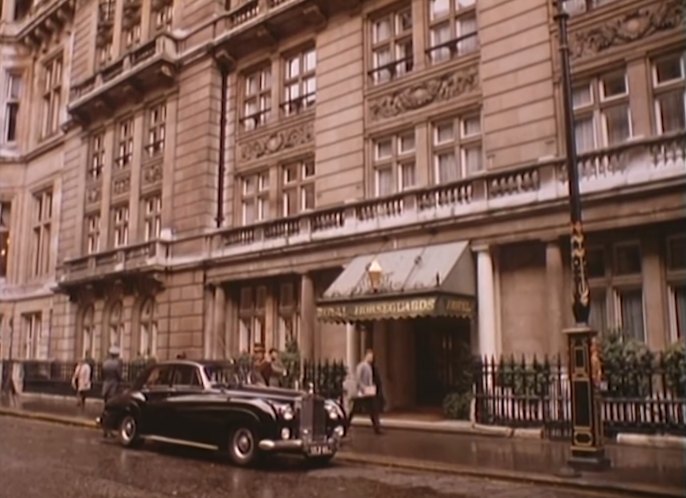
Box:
97;360;347;466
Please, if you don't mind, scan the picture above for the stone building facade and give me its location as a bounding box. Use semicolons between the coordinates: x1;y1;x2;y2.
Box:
0;0;684;410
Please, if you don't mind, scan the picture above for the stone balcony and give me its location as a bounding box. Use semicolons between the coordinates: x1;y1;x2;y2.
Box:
57;240;170;290
57;133;685;283
67;34;178;124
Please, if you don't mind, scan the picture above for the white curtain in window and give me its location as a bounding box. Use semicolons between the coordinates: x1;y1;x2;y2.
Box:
575;116;595;153
620;290;644;342
437;152;458;183
604;104;631;145
464;145;483;175
589;292;607;334
376;168;393;196
675;286;686;339
657;91;686;134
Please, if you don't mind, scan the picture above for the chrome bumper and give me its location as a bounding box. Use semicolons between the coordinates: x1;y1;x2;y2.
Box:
258;436;340;454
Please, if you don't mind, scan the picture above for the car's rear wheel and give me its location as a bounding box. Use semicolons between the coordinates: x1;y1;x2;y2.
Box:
228;426;259;466
117;414;142;448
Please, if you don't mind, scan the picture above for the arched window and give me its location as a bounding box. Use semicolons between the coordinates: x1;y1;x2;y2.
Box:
108;300;124;351
81;304;95;358
139;298;157;358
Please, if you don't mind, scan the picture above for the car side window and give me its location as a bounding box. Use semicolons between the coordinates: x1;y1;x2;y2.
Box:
173;365;202;387
143;366;173;388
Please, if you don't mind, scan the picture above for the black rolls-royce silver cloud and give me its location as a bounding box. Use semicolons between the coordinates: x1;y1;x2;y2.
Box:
97;360;347;466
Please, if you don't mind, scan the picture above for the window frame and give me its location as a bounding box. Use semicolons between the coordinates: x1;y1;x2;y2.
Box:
142;194;162;242
431;113;483;184
240;64;272;132
240;170;270;225
3;72;21;144
114;116;135;169
151;0;174;33
145;102;166;159
281;47;317;117
651;52;686;135
426;0;479;65
281;158;315;217
112;204;130;248
32;189;53;277
22;312;43;360
85;212;101;255
572;69;633;153
41;55;63;140
139;297;158;358
666;234;686;341
0;201;10;279
88;130;106;180
368;4;414;85
372;130;417;197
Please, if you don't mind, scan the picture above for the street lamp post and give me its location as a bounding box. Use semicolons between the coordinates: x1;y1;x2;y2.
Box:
554;2;610;470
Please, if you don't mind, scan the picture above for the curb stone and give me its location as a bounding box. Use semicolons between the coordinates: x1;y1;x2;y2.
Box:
1;407;680;498
616;433;686;450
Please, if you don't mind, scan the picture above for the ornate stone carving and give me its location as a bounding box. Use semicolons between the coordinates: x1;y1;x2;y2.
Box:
369;65;479;121
143;162;163;184
86;183;101;204
240;122;314;161
570;0;683;59
112;175;131;195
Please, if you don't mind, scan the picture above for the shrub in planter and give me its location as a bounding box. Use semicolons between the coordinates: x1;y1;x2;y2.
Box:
599;330;653;397
442;392;473;420
664;340;686;397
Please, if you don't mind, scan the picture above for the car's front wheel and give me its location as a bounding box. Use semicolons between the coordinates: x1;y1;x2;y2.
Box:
117;414;142;448
228;426;259;467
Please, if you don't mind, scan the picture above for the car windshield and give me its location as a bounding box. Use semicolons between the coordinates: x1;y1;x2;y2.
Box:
203;363;267;388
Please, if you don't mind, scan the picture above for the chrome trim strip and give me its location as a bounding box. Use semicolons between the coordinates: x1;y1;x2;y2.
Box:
144;435;218;451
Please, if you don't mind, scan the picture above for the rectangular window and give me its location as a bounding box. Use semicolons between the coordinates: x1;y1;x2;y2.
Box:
143;195;162;241
614;242;641;275
241;65;271;131
41;56;63;139
96;0;115;67
4;73;21;143
112;205;129;248
241;171;270;225
616;288;645;342
282;48;316;117
573;70;631;153
282;159;315;216
152;0;173;32
652;53;686;135
432;114;482;183
146;103;166;158
32;190;52;277
115;117;134;169
672;285;686;339
564;0;619;15
85;213;100;254
122;4;142;50
88;131;106;180
373;130;416;196
427;0;478;64
369;6;413;85
0;201;10;278
239;285;267;352
22;312;42;359
589;290;607;335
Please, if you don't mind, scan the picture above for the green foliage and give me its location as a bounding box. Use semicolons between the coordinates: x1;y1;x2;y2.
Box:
599;331;653;397
496;356;553;397
281;340;301;389
442;392;473;420
663;340;686;396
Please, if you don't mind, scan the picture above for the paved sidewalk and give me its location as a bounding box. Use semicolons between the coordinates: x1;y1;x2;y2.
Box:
2;394;684;497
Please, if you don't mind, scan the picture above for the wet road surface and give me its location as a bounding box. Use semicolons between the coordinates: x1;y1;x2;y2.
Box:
0;416;630;498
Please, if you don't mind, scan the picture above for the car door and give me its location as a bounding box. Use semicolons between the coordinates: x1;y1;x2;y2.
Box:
138;365;174;437
166;365;210;444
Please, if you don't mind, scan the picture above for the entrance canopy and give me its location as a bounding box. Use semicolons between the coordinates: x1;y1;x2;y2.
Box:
317;241;475;323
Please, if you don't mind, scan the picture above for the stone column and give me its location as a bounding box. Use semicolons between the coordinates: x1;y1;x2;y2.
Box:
300;273;315;361
546;239;565;356
475;245;497;358
223;287;236;359
202;286;214;359
212;285;226;359
643;236;667;350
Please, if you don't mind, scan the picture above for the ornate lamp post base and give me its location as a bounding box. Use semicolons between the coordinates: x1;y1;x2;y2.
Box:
564;326;610;471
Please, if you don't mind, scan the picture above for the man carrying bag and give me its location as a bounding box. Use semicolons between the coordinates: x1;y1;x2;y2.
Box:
347;349;383;435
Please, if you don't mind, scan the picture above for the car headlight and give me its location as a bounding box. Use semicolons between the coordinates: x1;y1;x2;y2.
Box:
325;401;343;420
274;403;294;421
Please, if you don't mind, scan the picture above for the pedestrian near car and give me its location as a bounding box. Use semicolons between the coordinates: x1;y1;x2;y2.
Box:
267;348;286;387
101;346;123;437
347;349;383;435
71;358;92;409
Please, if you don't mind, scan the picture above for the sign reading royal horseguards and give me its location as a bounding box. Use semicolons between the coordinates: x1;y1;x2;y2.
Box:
316;294;475;322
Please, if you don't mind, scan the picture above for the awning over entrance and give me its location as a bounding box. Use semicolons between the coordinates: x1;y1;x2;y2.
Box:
317;241;475;323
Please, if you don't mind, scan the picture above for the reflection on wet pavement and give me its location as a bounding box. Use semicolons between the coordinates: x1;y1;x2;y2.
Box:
0;416;621;498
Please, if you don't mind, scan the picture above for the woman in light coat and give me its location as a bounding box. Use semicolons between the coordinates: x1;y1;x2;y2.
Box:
71;359;92;409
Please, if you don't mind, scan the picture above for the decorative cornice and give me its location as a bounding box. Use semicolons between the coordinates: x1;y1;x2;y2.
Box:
368;65;479;122
239;121;314;162
570;0;683;59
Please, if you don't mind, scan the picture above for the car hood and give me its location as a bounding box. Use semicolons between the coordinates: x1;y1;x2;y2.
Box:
231;384;303;403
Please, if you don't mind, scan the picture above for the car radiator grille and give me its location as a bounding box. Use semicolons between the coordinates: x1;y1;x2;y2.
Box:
300;396;326;440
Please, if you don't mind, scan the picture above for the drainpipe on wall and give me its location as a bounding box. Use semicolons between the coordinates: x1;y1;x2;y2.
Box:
216;66;229;228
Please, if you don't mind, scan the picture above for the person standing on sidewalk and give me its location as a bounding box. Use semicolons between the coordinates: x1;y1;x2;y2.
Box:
347;349;383;435
267;348;286;388
71;358;92;409
101;346;123;437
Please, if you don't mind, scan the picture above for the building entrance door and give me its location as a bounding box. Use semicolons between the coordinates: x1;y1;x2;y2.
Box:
414;317;470;407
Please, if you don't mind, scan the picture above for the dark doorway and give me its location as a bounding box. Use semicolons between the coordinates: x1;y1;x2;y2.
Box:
414;317;470;406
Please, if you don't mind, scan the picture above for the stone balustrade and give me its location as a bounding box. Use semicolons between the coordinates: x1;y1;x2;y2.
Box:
59;133;684;282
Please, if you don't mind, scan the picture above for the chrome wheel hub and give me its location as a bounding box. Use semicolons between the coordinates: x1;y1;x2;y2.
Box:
121;417;135;443
234;430;253;457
